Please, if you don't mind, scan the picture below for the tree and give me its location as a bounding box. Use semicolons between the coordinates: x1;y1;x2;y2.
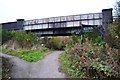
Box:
114;1;120;18
106;1;120;49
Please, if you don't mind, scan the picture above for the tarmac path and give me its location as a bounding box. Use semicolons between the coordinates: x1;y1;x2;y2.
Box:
1;51;65;78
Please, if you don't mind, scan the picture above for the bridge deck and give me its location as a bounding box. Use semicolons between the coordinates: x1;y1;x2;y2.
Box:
26;25;95;36
23;13;102;31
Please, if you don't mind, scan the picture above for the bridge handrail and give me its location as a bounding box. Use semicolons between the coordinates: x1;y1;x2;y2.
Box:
24;13;102;26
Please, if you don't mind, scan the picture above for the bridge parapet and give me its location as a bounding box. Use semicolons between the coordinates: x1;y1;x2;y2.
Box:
24;13;102;25
23;13;102;30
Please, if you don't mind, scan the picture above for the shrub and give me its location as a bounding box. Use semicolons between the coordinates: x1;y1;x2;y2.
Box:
0;28;12;44
60;32;120;79
105;22;120;49
71;33;81;44
10;31;38;49
43;37;70;50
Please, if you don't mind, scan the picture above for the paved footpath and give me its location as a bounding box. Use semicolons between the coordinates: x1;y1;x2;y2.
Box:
1;51;66;78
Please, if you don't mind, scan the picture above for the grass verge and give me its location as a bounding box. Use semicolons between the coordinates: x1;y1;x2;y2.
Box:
2;47;49;62
60;52;84;78
59;52;74;77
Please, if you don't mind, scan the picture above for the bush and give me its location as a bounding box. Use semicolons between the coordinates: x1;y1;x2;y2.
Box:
1;30;50;62
105;22;120;49
0;28;12;44
42;37;70;50
10;31;38;49
60;32;120;79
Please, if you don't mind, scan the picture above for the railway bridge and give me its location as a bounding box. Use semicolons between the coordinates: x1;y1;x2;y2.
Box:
1;8;113;36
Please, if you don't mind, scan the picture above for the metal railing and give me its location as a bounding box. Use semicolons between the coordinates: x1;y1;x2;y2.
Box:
23;13;102;30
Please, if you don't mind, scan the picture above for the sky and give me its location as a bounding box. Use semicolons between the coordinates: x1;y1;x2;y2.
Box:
0;0;117;23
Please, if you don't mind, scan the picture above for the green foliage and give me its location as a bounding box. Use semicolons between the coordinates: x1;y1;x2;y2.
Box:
43;37;69;50
84;31;104;43
84;31;106;49
60;53;71;73
0;28;12;44
64;34;81;51
1;30;39;49
60;50;86;78
71;33;81;44
1;29;49;62
106;22;120;49
84;32;97;40
17;48;48;62
91;61;112;77
60;32;119;78
2;47;48;62
10;31;38;49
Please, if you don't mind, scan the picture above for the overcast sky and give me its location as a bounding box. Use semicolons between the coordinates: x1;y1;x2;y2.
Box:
0;0;117;23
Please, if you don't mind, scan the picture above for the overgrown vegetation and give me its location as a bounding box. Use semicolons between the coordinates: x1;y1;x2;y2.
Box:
1;30;49;62
105;23;120;50
42;36;70;50
60;31;119;79
2;47;49;62
0;28;12;45
11;31;38;49
0;29;50;78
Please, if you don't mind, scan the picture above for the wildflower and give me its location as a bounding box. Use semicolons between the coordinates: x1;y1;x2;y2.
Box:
99;64;103;67
101;68;104;70
107;73;111;76
79;61;82;64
